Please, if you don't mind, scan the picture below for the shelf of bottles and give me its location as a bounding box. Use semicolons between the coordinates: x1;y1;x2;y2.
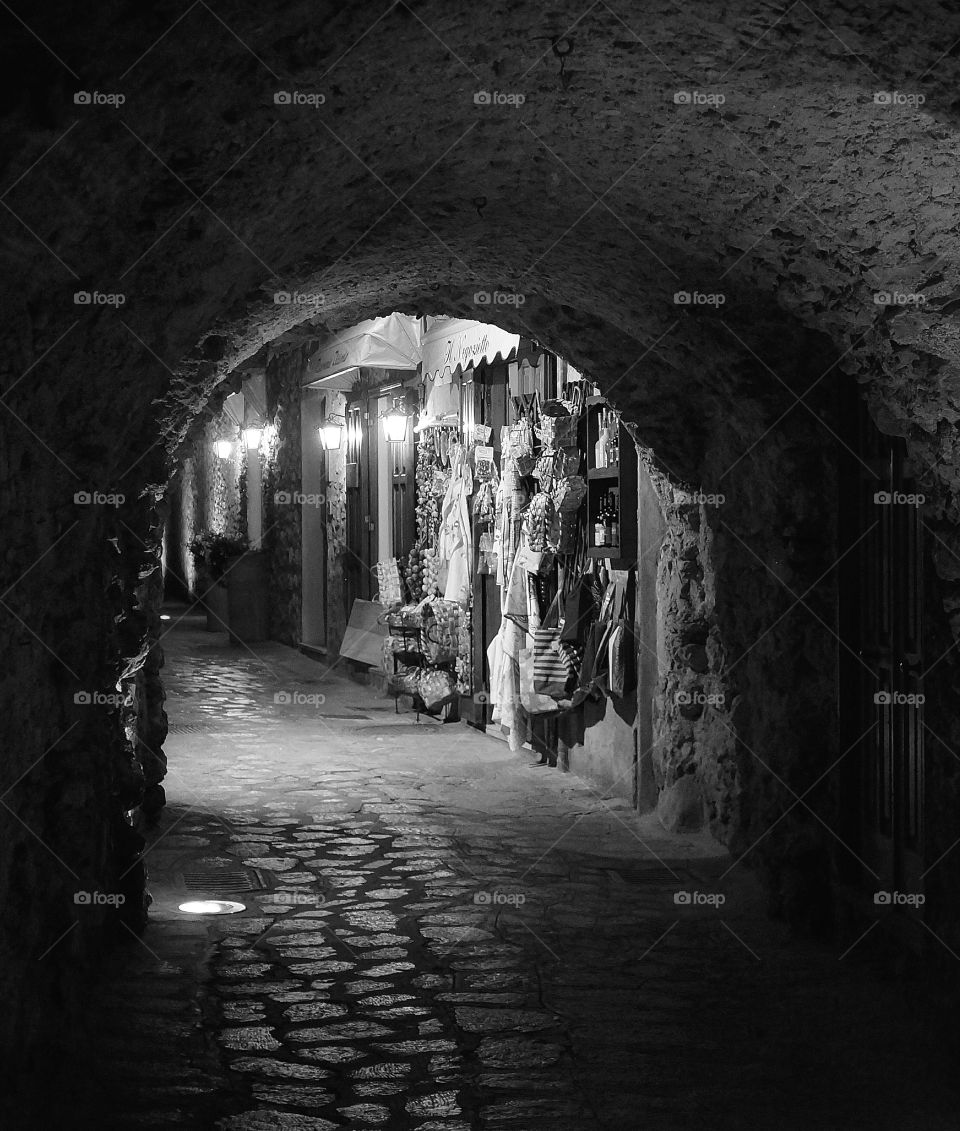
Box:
585;396;637;562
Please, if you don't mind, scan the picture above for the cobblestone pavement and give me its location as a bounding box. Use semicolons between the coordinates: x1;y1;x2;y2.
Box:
56;612;960;1129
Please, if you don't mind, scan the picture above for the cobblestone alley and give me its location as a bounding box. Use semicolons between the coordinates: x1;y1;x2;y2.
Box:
38;612;960;1130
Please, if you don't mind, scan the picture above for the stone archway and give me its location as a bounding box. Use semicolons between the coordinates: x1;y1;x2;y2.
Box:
5;0;960;1071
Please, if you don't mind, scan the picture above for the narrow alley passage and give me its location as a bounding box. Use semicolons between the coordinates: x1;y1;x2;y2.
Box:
61;611;959;1130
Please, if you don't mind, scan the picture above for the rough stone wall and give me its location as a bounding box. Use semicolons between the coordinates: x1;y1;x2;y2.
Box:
173;415;245;596
634;320;842;933
0;456;162;1071
654;497;738;837
702;332;843;934
261;350;304;645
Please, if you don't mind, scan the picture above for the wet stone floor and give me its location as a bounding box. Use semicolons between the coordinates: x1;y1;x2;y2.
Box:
61;613;960;1129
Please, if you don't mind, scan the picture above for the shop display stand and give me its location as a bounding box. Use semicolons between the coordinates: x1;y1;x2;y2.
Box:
585;395;637;568
384;616;459;722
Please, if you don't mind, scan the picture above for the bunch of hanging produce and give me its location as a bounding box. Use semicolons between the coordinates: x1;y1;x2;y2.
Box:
421;545;441;596
404;543;423;601
415;438;443;541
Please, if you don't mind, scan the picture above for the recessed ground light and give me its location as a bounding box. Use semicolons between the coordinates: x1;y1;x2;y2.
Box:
178;899;246;915
160;614;171;620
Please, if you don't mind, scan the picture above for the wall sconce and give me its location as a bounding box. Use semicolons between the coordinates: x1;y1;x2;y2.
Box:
214;439;234;459
381;397;412;444
319;415;345;451
243;426;263;452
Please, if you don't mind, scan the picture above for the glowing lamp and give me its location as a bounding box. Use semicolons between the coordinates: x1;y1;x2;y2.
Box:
382;404;409;444
214;439;234;459
319;416;344;450
243;426;262;451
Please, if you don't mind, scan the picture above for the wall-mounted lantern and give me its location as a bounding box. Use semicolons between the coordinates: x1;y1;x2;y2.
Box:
214;439;234;459
243;426;263;452
319;415;345;451
381;397;413;444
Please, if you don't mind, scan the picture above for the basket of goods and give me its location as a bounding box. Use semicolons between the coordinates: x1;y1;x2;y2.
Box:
551;475;587;554
535;400;578;449
417;667;458;710
375;558;403;608
390;663;422;696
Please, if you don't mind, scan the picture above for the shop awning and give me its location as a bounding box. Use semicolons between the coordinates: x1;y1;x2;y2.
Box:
420;317;520;383
303;313;422;390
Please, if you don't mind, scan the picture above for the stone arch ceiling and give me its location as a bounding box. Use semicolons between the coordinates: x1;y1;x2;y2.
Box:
3;2;960;510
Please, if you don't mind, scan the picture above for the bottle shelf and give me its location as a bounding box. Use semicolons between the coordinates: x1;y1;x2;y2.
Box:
586;397;637;563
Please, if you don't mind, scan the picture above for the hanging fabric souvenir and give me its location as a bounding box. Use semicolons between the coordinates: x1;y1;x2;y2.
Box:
437;445;473;605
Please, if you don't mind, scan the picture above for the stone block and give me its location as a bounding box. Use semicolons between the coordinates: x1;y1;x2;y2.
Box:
656;775;704;833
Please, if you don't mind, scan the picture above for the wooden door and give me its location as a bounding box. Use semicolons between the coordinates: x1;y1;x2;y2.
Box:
389;420;415;562
300;389;329;649
344;397;378;610
839;390;924;907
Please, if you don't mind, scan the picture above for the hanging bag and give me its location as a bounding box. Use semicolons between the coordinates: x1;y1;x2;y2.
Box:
519;646;560;714
607;579;636;698
532;593;581;698
573;582;619;703
560;574;601;645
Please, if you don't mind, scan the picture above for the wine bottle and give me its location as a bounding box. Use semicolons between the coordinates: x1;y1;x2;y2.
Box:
595;486;606;547
602;491;613;547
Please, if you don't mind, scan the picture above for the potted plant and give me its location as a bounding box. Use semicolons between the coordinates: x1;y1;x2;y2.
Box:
189;530;247;632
